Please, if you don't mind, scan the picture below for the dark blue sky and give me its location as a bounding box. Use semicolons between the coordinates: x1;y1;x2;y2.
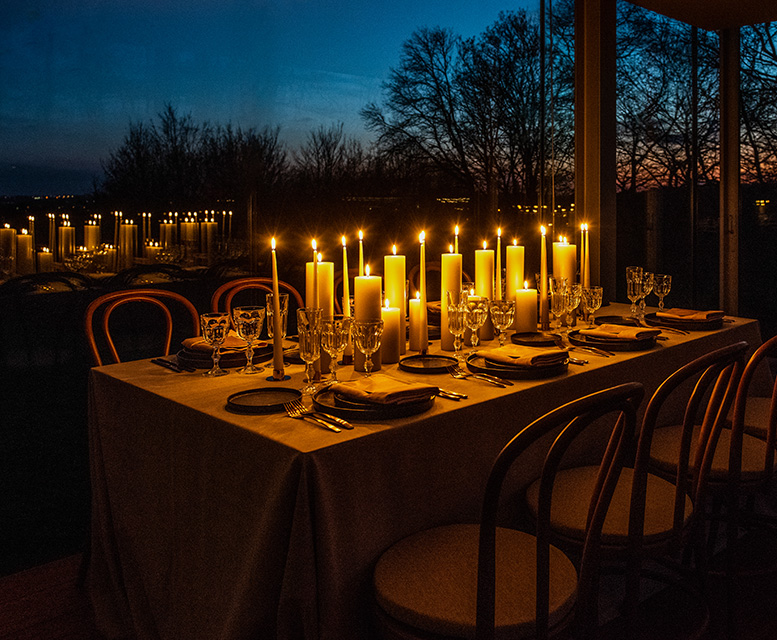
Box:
0;0;531;195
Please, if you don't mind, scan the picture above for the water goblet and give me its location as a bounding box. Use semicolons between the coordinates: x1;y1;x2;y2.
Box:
463;296;489;349
626;266;643;317
321;315;352;383
232;305;266;374
653;274;672;310
352;319;384;377
199;312;230;377
489;299;516;347
564;283;583;334
446;296;467;362
549;276;568;331
266;292;289;340
297;308;322;395
582;286;603;327
639;272;654;320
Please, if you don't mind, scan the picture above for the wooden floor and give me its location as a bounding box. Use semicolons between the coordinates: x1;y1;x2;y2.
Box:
2;535;777;640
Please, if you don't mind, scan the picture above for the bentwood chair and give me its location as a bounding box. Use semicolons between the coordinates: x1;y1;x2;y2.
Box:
372;382;644;640
84;289;200;366
210;277;304;316
524;341;748;639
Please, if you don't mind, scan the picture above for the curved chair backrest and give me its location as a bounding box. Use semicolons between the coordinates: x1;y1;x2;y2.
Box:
633;340;749;550
210;277;304;315
476;382;645;640
730;334;777;482
85;289;200;366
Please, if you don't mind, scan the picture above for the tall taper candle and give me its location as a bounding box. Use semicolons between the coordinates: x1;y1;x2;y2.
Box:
496;227;502;300
271;238;284;380
358;229;364;276
341;236;352;357
582;224;590;288
540;226;549;330
454;225;459;254
418;231;428;353
506;239;525;328
312;240;319;309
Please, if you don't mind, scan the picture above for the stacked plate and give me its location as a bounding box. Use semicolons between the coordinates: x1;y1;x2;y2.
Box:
465;352;568;380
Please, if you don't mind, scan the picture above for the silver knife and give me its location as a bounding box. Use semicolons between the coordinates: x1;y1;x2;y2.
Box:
310;410;354;429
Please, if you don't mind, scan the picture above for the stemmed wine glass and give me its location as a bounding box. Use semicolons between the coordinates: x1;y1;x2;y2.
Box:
564;283;583;334
582;286;604;327
321;315;352;383
352;319;384;377
549;276;568;331
266;292;289;341
199;312;230;377
232;305;266;374
446;290;467;362
489;299;516;347
638;272;654;320
653;274;672;310
463;296;489;349
626;266;643;317
297;307;322;395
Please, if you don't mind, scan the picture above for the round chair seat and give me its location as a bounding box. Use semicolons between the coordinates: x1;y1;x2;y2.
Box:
373;524;577;640
525;466;693;547
650;424;770;484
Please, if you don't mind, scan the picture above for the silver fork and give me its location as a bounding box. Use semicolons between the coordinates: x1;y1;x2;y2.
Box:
289;398;353;429
283;401;341;433
447;365;509;388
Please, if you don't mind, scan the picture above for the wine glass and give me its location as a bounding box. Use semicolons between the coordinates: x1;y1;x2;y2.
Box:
199;312;230;377
549;276;568;331
297;307;322;395
639;272;654;320
582;286;603;327
352;319;384;377
653;274;672;310
626;266;643;317
321;315;352;383
266;292;289;340
564;283;583;334
446;292;467;362
490;299;516;347
463;296;489;349
232;305;265;374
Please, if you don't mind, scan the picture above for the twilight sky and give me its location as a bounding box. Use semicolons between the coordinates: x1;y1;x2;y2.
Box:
0;0;532;195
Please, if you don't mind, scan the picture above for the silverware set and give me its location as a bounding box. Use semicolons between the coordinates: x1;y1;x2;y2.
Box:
283;398;353;432
446;364;512;388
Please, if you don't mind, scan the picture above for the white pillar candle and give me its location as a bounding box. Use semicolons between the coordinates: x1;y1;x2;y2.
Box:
408;292;423;352
418;231;428;353
552;236;577;284
270;238;285;380
145;242;161;261
495;228;502;300
540;226;549;330
354;266;382;371
384;246;406;355
514;283;539;334
0;226;17;273
201;221;217;263
506;241;525;328
37;248;54;272
160;222;176;248
16;231;34;275
475;241;494;340
306;259;334;319
103;246;117;272
381;300;401;364
84;223;100;250
57;225;75;262
440;251;462;351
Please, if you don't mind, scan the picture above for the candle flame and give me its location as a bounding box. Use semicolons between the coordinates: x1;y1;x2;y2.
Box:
419;230;425;243
415;291;420;300
342;235;346;247
497;227;502;237
21;228;28;234
317;252;322;262
524;280;529;289
482;240;487;250
541;225;546;236
365;264;370;276
470;287;475;297
312;239;317;251
359;229;363;240
455;225;459;235
385;298;390;308
271;237;276;250
449;244;453;253
513;238;518;246
392;244;397;255
559;235;563;242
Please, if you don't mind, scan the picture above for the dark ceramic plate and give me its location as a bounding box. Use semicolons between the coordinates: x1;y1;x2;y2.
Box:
398;354;458;374
465;353;568;380
511;332;559;348
225;387;302;414
567;329;657;351
177;344;273;369
312;387;435;421
643;312;723;331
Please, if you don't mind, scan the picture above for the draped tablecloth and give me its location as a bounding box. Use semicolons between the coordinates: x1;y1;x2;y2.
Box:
87;304;766;640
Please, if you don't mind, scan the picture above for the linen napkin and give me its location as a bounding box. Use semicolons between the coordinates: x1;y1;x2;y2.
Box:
579;323;661;341
182;330;251;352
477;345;567;367
331;374;439;405
656;308;725;321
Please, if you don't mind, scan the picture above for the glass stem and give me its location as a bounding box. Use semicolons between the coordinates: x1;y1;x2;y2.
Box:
330;358;338;382
245;342;254;369
364;357;373;377
212;346;221;370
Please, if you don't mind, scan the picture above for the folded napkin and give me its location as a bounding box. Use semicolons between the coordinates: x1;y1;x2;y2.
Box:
331;374;439;405
182;330;252;352
477;345;567;367
579;323;661;341
656;308;725;321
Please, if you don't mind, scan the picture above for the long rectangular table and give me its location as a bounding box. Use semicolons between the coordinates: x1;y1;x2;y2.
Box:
87;304;765;639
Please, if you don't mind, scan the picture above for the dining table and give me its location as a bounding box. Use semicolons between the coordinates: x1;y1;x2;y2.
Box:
86;303;768;640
